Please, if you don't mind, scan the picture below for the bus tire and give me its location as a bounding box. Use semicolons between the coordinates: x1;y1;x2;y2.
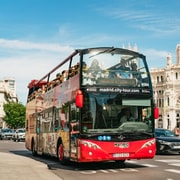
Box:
115;160;126;166
57;143;67;165
31;139;37;156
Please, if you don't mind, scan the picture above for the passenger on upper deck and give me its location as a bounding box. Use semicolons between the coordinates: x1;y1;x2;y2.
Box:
82;59;108;85
61;70;68;81
114;58;132;79
88;59;102;72
131;62;142;84
82;62;88;72
86;59;102;82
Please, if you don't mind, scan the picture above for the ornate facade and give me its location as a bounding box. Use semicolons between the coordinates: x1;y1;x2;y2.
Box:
151;44;180;131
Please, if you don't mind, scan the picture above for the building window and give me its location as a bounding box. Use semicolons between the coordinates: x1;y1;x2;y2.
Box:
167;97;170;106
176;113;180;128
157;76;159;83
176;72;178;79
159;99;162;107
161;76;164;82
167;114;170;129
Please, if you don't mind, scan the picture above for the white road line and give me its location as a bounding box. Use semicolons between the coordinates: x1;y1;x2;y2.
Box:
141;164;158;167
156;159;180;163
126;160;137;164
80;171;96;174
155;159;180;167
99;170;109;173
120;168;138;172
165;169;180;174
109;169;118;173
168;163;180;167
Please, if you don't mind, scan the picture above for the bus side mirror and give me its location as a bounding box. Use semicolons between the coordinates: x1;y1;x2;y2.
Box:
76;90;83;108
154;107;159;119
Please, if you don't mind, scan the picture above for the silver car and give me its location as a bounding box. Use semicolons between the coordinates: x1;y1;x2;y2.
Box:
0;128;14;140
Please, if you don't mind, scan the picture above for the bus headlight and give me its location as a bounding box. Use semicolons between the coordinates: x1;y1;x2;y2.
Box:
141;139;155;148
80;140;101;150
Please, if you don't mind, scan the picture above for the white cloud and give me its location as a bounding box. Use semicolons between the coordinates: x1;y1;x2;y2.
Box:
0;38;173;104
0;38;73;52
97;6;180;36
142;48;169;68
0;38;74;104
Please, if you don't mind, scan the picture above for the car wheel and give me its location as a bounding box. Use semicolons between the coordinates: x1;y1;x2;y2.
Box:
156;143;161;155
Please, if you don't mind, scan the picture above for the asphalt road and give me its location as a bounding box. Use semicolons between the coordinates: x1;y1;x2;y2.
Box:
0;140;180;180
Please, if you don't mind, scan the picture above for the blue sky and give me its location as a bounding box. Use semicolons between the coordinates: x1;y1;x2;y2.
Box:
0;0;180;104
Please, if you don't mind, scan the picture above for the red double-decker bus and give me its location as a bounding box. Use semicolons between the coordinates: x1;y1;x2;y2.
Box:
25;47;158;164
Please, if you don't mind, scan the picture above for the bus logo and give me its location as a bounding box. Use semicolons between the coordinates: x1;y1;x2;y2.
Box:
117;135;125;140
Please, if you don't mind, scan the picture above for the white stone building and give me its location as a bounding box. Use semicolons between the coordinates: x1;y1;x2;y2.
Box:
0;77;18;128
151;44;180;131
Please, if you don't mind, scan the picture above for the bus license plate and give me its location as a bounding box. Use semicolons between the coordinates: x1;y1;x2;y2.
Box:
113;153;129;158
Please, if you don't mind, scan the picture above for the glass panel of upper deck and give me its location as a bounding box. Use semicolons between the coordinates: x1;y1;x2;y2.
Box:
81;48;150;88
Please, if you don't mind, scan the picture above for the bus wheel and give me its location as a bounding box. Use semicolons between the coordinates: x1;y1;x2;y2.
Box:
32;140;37;156
57;143;66;164
115;160;126;167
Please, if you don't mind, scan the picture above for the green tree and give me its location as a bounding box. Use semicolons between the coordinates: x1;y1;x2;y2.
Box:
3;102;26;129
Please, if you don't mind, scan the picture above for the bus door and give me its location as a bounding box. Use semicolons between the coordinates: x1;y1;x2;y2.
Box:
69;102;80;161
36;113;43;153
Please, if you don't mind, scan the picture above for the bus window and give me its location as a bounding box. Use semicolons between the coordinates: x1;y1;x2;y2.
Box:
70;103;80;134
69;56;80;78
54;108;61;131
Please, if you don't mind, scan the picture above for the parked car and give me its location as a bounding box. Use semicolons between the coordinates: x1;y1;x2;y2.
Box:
155;128;180;154
13;128;25;142
0;128;14;140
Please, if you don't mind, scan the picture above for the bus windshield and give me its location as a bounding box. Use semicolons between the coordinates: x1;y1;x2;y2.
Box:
82;48;149;88
81;92;153;134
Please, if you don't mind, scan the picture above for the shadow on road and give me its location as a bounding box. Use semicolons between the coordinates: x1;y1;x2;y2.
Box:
9;148;146;171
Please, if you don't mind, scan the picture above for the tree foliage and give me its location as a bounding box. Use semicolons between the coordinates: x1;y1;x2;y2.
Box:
3;102;26;129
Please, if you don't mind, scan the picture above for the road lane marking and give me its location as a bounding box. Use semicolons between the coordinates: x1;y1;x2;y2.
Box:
120;168;138;172
99;170;109;173
109;169;119;173
141;164;158;167
168;163;180;167
80;171;96;174
156;159;180;163
165;169;180;174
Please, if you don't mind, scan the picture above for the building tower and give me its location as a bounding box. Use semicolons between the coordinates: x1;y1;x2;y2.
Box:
176;44;180;65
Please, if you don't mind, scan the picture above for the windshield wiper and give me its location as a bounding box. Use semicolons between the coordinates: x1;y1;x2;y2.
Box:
103;130;113;132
